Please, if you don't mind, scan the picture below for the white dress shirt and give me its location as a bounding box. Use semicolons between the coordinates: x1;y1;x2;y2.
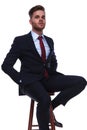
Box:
31;31;50;59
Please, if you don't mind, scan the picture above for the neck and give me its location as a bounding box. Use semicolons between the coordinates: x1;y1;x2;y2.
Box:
32;29;43;35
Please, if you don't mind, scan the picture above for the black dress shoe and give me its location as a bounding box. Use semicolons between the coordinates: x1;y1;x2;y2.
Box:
54;117;63;128
53;113;63;128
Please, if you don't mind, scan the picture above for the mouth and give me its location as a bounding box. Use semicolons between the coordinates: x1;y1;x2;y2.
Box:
39;23;44;25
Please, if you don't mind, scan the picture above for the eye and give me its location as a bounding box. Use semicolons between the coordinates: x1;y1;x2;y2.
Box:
42;15;45;19
35;15;39;19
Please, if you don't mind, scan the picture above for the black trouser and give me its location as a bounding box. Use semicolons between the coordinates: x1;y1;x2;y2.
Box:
21;74;87;130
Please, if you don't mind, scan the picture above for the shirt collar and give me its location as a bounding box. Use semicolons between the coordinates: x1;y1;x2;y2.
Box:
31;31;44;42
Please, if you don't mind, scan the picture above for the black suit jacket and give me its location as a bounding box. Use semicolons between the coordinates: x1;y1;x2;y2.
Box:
1;32;58;94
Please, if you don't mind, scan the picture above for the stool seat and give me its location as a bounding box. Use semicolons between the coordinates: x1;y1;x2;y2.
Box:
28;92;55;130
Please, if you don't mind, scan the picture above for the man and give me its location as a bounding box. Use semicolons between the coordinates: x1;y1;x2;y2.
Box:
1;5;87;130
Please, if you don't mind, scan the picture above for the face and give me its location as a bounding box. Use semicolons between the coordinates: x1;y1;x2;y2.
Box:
29;10;46;33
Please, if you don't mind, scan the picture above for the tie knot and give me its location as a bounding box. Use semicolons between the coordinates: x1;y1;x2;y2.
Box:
38;36;43;40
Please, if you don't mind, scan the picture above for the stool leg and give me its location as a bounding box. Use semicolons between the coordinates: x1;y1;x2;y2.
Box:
28;99;34;130
50;105;55;130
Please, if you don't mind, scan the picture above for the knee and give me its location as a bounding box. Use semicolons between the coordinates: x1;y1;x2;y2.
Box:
79;76;87;90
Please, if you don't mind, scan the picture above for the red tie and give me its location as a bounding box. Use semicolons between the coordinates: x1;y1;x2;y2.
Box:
38;36;48;78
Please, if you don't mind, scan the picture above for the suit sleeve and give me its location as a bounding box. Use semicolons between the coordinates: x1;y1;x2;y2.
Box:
1;38;21;85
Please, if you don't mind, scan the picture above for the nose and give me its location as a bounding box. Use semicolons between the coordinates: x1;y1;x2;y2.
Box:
39;17;43;21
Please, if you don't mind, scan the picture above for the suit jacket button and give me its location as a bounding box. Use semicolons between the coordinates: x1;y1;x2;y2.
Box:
43;64;45;67
19;80;22;83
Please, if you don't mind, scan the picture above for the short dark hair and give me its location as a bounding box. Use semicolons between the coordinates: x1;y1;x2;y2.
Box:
28;5;45;18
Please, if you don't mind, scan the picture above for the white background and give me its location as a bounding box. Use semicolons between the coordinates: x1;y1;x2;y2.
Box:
0;0;87;130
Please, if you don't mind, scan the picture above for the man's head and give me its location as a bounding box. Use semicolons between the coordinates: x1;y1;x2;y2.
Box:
28;5;46;34
29;5;45;18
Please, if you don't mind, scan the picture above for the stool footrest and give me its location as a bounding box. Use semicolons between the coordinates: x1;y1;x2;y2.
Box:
32;125;39;127
32;123;54;127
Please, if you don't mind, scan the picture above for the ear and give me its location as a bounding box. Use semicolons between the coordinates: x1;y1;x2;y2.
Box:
29;19;32;25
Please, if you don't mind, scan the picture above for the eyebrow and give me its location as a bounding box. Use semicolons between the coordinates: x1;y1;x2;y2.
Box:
34;14;45;18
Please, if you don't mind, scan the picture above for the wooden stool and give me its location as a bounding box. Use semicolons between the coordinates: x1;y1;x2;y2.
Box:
28;93;55;130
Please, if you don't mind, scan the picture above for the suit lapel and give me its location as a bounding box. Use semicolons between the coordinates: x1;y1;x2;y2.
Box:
44;36;53;50
44;35;53;61
27;32;43;61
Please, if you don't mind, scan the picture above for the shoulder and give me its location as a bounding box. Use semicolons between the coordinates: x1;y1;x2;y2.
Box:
12;32;32;46
14;32;31;42
11;32;31;49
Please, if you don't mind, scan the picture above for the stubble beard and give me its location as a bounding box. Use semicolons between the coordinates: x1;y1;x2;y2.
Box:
33;26;45;32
